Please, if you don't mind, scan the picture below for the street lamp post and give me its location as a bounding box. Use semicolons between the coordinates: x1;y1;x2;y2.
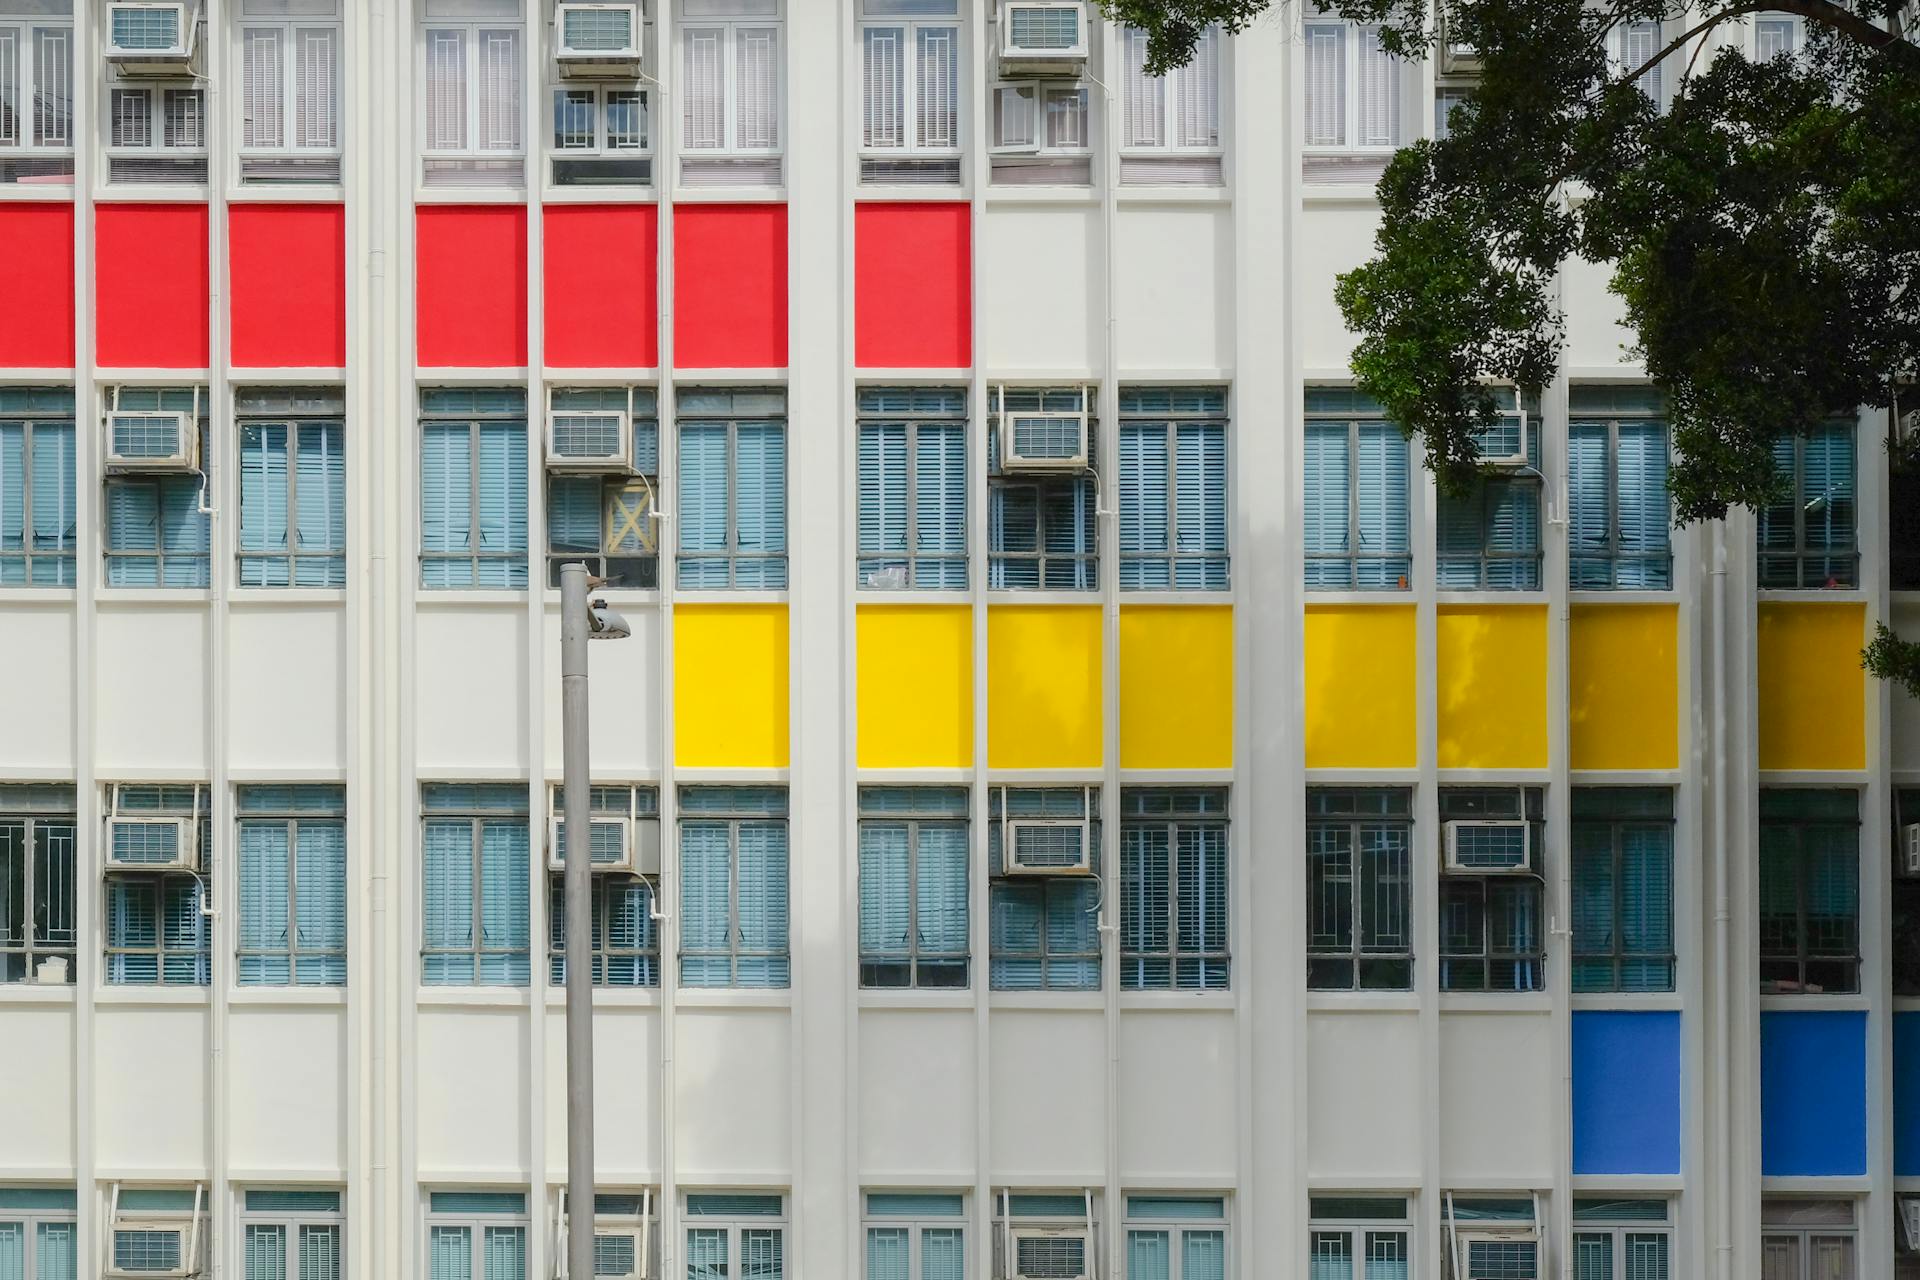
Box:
560;562;630;1280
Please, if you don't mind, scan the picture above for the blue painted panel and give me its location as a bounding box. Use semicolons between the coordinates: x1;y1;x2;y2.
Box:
1897;1012;1920;1177
1760;1010;1867;1177
1572;1010;1682;1175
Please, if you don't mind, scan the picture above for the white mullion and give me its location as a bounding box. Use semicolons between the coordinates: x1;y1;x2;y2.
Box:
278;21;299;153
464;23;482;160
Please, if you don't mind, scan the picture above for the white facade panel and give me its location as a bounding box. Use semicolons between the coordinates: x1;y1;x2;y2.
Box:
980;206;1101;373
416;1008;531;1177
1115;206;1233;373
1438;1013;1557;1185
0;1007;75;1171
542;1009;662;1179
414;608;530;772
858;1009;977;1178
990;1008;1106;1180
95;1006;212;1173
94;606;210;775
1295;204;1377;373
1117;1011;1238;1181
0;609;74;770
538;606;662;777
1306;1010;1425;1181
672;1008;792;1183
228;606;348;771
227;1006;348;1176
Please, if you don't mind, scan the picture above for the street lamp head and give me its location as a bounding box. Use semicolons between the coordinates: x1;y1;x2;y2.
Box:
587;598;632;640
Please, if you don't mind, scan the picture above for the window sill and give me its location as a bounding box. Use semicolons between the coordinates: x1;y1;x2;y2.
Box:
858;990;975;1011
853;589;971;607
540;987;662;1008
541;589;661;607
0;184;74;203
1569;992;1682;1013
228;986;348;1006
1306;992;1419;1013
0;983;77;1005
541;185;659;204
1117;590;1233;606
1437;993;1553;1013
983;590;1101;607
0;587;76;605
1756;588;1868;603
1300;183;1382;206
673;590;789;607
988;991;1104;1011
674;988;791;1009
1758;992;1869;1011
855;182;970;202
414;185;528;205
670;185;787;204
414;590;529;608
94;184;211;204
96;588;213;605
1304;590;1414;606
416;987;534;1007
1567;589;1678;605
94;985;211;1006
225;185;345;204
1436;591;1550;606
230;588;347;607
982;186;1098;207
1119;991;1234;1012
1114;185;1231;205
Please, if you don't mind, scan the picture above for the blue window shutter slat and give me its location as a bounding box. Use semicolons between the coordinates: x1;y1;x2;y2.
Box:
239;424;289;555
478;820;529;984
429;1227;472;1280
162;876;208;983
921;1228;964;1280
867;1229;909;1280
1616;421;1671;587
735;422;787;556
1619;825;1672;991
38;423;77;558
1356;423;1409;579
37;1221;77;1280
1178;822;1229;956
990;883;1043;989
159;477;211;587
1304;424;1349;557
1570;824;1615;960
1182;1231;1226;1280
679;822;732;986
474;422;527;588
915;423;966;581
422;819;475;984
0;424;24;555
858;824;911;954
1175;422;1226;554
1758;434;1799;551
294;421;346;560
1120;423;1170;556
546;476;600;556
915;824;969;953
238;822;292;985
482;1226;525;1280
296;821;347;984
736;820;789;987
858;423;907;556
677;423;729;555
1567;422;1609;587
1127;1232;1171;1280
1805;425;1855;552
1046;879;1100;989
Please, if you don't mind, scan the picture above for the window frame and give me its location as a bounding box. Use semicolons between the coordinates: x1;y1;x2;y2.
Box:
0;791;77;985
547;783;661;988
1306;789;1414;992
1301;20;1402;154
677;786;791;989
1121;1194;1229;1280
418;394;529;591
236;413;347;590
546;388;660;591
103;401;212;590
1119;789;1230;991
683;1192;787;1280
1306;1196;1411;1280
1760;1198;1857;1280
1435;471;1543;592
862;1191;966;1280
0;1188;78;1279
1303;413;1412;591
1757;426;1859;590
1116;22;1222;167
1438;788;1546;994
0;403;78;587
417;9;526;187
1758;789;1861;995
1117;390;1230;591
235;5;344;181
1567;413;1673;591
676;12;784;160
987;387;1097;591
987;78;1089;158
1571;1198;1672;1280
856;388;967;591
1570;789;1676;994
238;1188;345;1280
857;788;970;990
675;391;788;590
103;784;213;987
235;785;347;988
103;80;208;183
0;12;75;169
420;785;532;988
424;1190;530;1280
988;787;1103;992
857;7;963;172
547;80;652;185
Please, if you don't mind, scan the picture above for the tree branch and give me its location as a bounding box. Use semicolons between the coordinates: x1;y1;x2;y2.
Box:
1620;0;1920;84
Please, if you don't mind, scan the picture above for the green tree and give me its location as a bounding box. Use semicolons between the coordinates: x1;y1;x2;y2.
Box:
1102;0;1920;695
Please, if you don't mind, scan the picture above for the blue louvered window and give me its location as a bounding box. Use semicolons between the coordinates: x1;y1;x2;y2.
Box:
685;1194;784;1280
426;1192;528;1280
420;388;528;590
1304;395;1411;590
0;1187;78;1280
235;785;347;987
1436;390;1541;590
677;388;787;590
1568;389;1671;590
1309;1198;1410;1280
857;387;966;590
1120;788;1229;990
679;786;789;988
1571;788;1674;993
1125;1197;1228;1280
988;787;1101;991
1118;387;1229;590
547;783;660;988
1306;788;1413;991
989;387;1096;590
421;783;531;986
240;1189;343;1280
1572;1199;1670;1280
0;784;77;985
105;784;212;985
1758;788;1859;994
857;787;969;988
104;388;211;589
863;1193;963;1280
1438;788;1544;993
0;388;77;587
1757;425;1859;589
237;388;347;588
546;387;659;590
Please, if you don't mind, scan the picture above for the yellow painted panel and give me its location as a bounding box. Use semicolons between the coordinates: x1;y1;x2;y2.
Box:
1758;601;1866;771
674;604;789;768
1569;604;1680;771
1304;605;1417;770
988;605;1102;769
856;605;974;769
1436;605;1548;770
1119;605;1233;769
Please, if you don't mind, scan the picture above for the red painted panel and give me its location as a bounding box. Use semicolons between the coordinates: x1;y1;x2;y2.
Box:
416;205;528;367
856;202;970;369
95;203;210;369
544;204;658;368
229;203;346;368
0;204;74;368
674;204;787;369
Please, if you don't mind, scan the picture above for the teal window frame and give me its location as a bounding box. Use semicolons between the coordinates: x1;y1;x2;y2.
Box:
1436;389;1542;591
1119;788;1229;990
862;1193;965;1280
240;1189;344;1280
1117;387;1229;591
104;783;212;986
0;1187;79;1280
1304;394;1411;591
104;388;211;589
0;388;77;587
856;387;967;591
235;784;347;987
685;1194;785;1280
0;784;76;985
675;388;788;590
678;786;790;989
1124;1196;1229;1280
1308;1196;1411;1280
1570;788;1675;993
421;783;532;987
419;388;528;590
1306;788;1413;992
426;1191;528;1280
1438;787;1545;993
1567;409;1671;590
857;787;969;990
546;786;661;989
1758;788;1860;995
988;387;1096;590
236;416;346;589
1757;425;1858;589
546;387;659;591
1572;1199;1670;1280
987;787;1101;991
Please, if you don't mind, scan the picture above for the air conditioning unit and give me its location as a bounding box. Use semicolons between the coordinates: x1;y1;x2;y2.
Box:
1903;823;1920;877
548;814;636;874
548;409;634;472
1473;407;1530;466
1010;1227;1090;1280
997;391;1089;471
105;3;199;76
555;3;644;79
105;410;198;472
1899;1195;1920;1253
1456;1230;1539;1280
999;1;1088;75
1444;819;1533;874
106;816;200;873
1005;818;1091;875
107;1221;194;1279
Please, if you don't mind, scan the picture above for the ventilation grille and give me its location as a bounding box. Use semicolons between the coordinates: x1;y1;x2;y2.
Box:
561;7;634;52
1015;1235;1086;1280
0;157;75;184
423;156;526;188
241;155;342;184
1120;155;1223;186
109;155;209;185
1303;153;1390;186
679;155;782;188
1008;7;1080;50
990;155;1090;186
111;6;183;52
553;155;653;187
860;156;962;186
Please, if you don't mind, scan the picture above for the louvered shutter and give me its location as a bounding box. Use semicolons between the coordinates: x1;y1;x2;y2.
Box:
858;823;911;956
103;484;154;586
863;27;904;149
1567;422;1611;588
162;875;208;983
1175;422;1227;588
914;423;964;587
481;1227;525;1280
34;26;71;148
1041;478;1095;589
238;424;289;587
160;476;211;588
546;476;601;563
299;1225;341;1280
1483;480;1540;589
1619;825;1672;991
736;820;789;987
1355;423;1408;588
921;1229;963;1280
1303;24;1344;147
1302;423;1350;585
420;425;472;587
238;822;292;984
676;422;729;586
1127;1233;1170;1280
421;820;475;984
295;422;345;585
734;421;786;587
294;26;338;149
685;1229;726;1280
857;423;908;560
477;821;529;985
989;883;1043;989
1569;823;1615;991
1046;880;1100;989
1121;824;1170;987
682;27;725;149
105;880;158;982
475;28;522;152
916;26;958;148
989;483;1039;589
679;822;733;987
1803;426;1855;554
867;1229;908;1280
0;425;21;568
1177;823;1228;988
31;423;75;571
1121;27;1163;147
1174;27;1219;147
1615;421;1670;588
1183;1231;1226;1280
242;27;283;149
1356;25;1399;147
474;421;527;587
915;823;968;955
296;821;347;984
245;1225;285;1280
736;27;780;150
1622;20;1662;103
37;1222;76;1280
1119;424;1170;589
424;28;468;150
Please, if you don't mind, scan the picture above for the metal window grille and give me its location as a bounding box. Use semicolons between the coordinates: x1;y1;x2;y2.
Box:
1570;789;1675;994
239;1188;345;1280
1307;1197;1410;1280
856;387;967;591
0;785;77;984
1758;789;1860;995
988;788;1101;991
857;787;970;989
1305;789;1413;991
425;1190;530;1280
685;1193;785;1280
548;784;661;988
1119;788;1229;990
103;783;213;986
1438;788;1545;992
1756;426;1860;589
0;17;77;183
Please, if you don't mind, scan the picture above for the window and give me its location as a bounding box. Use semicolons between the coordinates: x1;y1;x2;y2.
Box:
1304;390;1411;590
1306;788;1413;991
1120;788;1228;990
1761;1199;1856;1280
110;1187;204;1277
679;786;789;989
1571;788;1674;993
1759;788;1859;994
1753;13;1801;59
0;387;76;586
1611;20;1664;106
1445;1197;1541;1280
237;387;346;589
989;387;1096;589
426;1190;528;1280
1436;395;1541;591
557;1192;658;1280
857;387;966;590
1119;387;1228;590
106;82;207;184
550;82;651;187
1572;1198;1670;1280
1123;1196;1227;1280
859;0;960;186
1894;790;1920;997
421;783;531;987
104;784;211;986
420;0;525;188
993;1193;1096;1280
676;387;787;590
1118;23;1221;185
0;785;75;984
238;0;343;184
420;387;528;590
1892;443;1920;590
0;1186;77;1279
104;387;211;589
864;1192;964;1280
240;1188;344;1280
547;388;659;590
685;1192;784;1280
989;787;1100;991
1302;21;1400;183
1308;1196;1409;1280
1439;788;1545;993
236;784;346;987
989;79;1089;185
0;3;74;184
1568;388;1671;589
1757;425;1858;589
548;785;660;988
1434;85;1469;140
858;787;969;989
678;0;782;188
